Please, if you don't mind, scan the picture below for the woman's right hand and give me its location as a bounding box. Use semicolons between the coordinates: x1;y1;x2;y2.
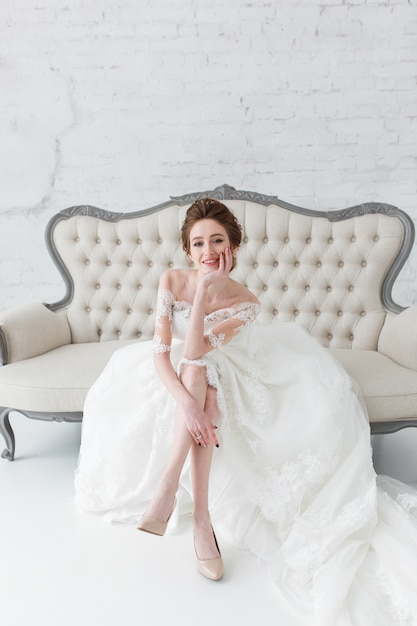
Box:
183;398;219;448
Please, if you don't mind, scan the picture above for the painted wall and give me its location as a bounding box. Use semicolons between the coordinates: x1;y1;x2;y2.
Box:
1;0;417;309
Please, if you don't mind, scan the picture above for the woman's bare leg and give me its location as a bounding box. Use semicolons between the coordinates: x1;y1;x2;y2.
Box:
192;384;221;561
142;364;210;524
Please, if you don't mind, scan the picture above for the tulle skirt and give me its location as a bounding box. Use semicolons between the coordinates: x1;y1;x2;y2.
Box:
75;321;417;625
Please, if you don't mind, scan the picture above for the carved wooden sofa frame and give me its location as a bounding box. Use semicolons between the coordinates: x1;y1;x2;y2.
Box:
1;184;417;461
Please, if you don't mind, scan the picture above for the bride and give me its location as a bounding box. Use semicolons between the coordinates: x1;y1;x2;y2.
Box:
75;198;417;625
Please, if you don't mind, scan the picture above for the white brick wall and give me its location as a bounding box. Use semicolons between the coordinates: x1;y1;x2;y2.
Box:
1;0;417;310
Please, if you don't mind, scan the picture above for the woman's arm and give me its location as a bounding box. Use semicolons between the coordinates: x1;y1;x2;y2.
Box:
182;247;232;360
152;271;218;446
182;248;259;360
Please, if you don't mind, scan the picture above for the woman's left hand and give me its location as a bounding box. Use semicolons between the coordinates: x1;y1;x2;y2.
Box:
200;247;233;288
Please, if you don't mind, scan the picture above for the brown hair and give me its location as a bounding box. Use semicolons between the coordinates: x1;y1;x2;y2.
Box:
181;198;242;270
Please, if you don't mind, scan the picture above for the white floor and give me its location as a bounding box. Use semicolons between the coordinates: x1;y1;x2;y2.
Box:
1;414;416;626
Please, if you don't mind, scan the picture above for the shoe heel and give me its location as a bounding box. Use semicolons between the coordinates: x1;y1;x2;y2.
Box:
137;497;176;536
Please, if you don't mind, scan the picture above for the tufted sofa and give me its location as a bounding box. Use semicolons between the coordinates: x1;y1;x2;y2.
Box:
1;184;417;461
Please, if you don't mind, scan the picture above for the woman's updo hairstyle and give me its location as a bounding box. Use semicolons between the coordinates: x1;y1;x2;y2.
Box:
181;198;242;270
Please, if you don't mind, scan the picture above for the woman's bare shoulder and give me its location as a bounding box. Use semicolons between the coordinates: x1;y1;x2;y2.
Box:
159;268;196;299
229;279;260;305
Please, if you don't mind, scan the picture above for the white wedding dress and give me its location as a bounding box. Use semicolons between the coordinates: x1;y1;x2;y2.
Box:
75;290;417;626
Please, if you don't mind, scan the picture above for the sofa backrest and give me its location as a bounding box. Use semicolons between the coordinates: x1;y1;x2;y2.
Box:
46;185;414;350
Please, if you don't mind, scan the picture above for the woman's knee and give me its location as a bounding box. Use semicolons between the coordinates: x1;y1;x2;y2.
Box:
180;363;207;389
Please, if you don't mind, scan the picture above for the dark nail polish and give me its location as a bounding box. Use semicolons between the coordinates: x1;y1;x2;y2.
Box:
216;444;219;448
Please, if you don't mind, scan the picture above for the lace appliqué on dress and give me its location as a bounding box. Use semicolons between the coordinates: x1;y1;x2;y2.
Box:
232;302;260;330
375;563;411;623
152;335;171;353
153;288;175;353
155;288;175;328
396;493;417;513
208;330;226;349
206;302;259;349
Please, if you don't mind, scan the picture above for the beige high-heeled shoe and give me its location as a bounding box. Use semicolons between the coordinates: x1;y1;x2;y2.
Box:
195;526;224;581
137;497;176;536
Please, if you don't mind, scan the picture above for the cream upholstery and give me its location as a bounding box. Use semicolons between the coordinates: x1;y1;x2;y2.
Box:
52;203;402;349
0;185;416;460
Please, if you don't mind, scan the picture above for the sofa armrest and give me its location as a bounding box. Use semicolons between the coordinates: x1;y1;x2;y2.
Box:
0;303;72;365
378;305;417;371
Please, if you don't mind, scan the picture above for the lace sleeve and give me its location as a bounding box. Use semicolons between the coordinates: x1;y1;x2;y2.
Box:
206;302;260;350
152;288;175;354
231;302;260;330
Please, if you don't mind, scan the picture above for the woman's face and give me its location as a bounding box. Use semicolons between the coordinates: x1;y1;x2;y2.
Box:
188;219;232;274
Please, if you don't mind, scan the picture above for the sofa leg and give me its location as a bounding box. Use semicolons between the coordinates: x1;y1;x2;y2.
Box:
0;408;15;461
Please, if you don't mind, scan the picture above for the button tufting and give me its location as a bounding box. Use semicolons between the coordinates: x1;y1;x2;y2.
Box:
294;309;299;316
373;235;379;242
168;262;174;268
137;331;142;337
284;236;289;243
306;237;312;244
338;261;344;268
253;262;258;268
116;283;122;290
148;260;153;267
315;310;321;316
350;236;356;243
117;330;121;336
263;237;268;244
86;306;91;312
283;285;288;292
360;311;366;317
127;261;132;267
85;259;90;265
350;334;354;341
95;283;101;290
273;309;278;316
243;236;248;243
338;311;343;317
263;285;268;291
348;285;354;291
116;239;121;245
106;306;111;313
148;308;153;315
273;261;278;267
137;284;142;290
326;286;332;292
127;308;132;314
75;236;80;243
361;260;367;267
158;237;163;244
97;329;102;336
305;285;310;291
294;261;300;267
137;238;142;245
96;237;101;244
106;260;111;266
316;261;322;268
328;237;333;244
327;333;333;340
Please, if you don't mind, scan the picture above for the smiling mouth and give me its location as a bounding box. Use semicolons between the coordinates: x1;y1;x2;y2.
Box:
203;259;218;266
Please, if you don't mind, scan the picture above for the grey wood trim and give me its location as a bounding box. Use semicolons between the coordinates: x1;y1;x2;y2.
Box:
44;184;415;315
0;408;83;461
370;420;417;435
0;408;14;460
0;329;8;366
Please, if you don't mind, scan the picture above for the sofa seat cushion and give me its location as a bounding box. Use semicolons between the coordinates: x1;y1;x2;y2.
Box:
330;348;417;423
0;340;138;413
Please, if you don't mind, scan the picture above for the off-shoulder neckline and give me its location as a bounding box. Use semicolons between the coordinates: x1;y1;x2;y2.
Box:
159;287;259;317
173;299;260;318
